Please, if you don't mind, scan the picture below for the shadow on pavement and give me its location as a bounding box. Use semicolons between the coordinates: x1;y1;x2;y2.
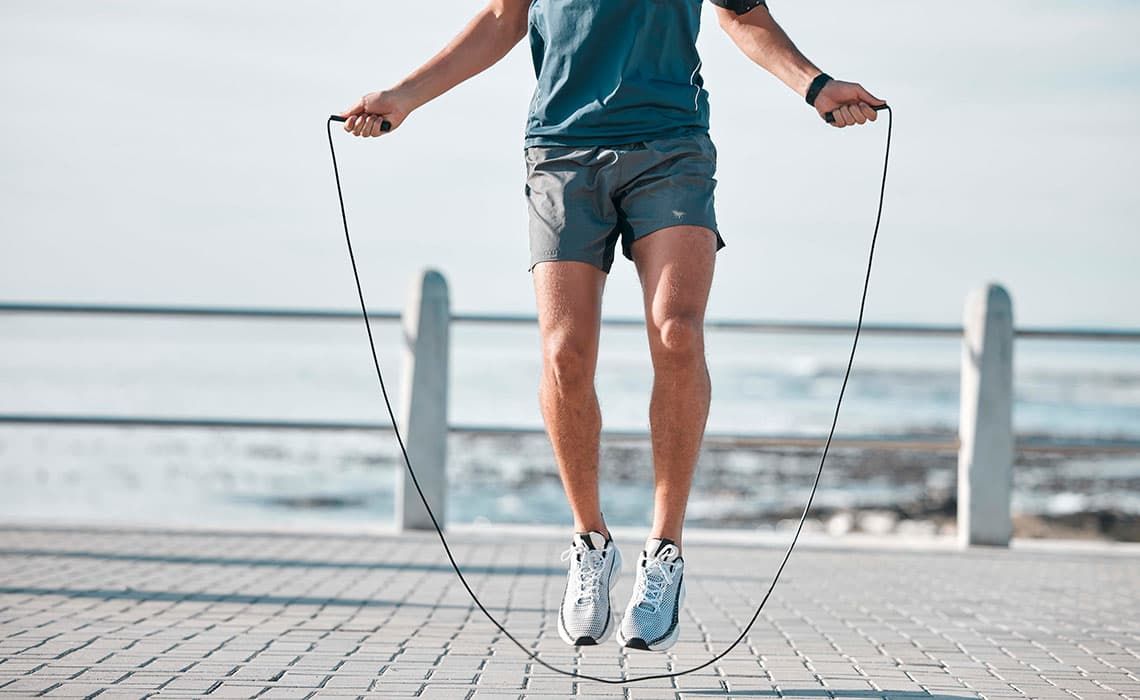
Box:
0;548;563;576
0;586;551;613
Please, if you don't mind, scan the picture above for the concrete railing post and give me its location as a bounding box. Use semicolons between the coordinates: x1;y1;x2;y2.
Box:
958;283;1014;547
397;269;450;531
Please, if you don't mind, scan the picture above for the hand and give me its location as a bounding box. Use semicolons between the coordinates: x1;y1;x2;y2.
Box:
813;79;885;128
339;89;413;138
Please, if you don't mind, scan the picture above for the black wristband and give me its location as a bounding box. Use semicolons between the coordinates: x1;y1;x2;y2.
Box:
805;72;832;107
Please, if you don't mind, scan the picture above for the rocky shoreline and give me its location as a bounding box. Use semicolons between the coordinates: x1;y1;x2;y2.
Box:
454;433;1140;542
686;441;1140;541
731;504;1140;543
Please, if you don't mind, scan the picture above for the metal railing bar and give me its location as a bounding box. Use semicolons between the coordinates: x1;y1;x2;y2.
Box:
4;302;1140;340
0;415;388;431
2;414;1138;454
1016;438;1140;453
1014;328;1140;341
452;313;968;335
0;302;401;322
450;424;960;450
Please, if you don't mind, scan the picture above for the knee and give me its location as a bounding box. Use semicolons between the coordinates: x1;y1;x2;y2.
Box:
654;315;704;361
542;335;594;389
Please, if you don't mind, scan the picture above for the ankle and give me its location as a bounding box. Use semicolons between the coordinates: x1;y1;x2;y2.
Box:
575;522;610;541
648;532;682;553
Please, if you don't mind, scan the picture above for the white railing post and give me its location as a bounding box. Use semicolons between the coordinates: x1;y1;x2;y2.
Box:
958;283;1014;547
396;269;450;531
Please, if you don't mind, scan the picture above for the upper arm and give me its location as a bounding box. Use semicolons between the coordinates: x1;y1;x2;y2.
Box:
490;0;531;40
709;0;768;29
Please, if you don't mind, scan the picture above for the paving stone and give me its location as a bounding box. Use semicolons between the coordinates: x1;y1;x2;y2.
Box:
159;677;222;693
259;688;317;699
0;677;61;694
41;683;109;697
207;682;268;698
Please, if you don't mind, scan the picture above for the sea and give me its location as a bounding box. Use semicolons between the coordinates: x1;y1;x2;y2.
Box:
1;315;1137;531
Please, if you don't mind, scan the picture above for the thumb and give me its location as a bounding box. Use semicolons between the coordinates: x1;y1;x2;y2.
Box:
857;85;885;107
338;100;365;120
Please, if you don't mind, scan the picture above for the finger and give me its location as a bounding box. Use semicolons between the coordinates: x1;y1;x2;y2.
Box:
353;114;369;137
369;115;386;137
837;105;853;127
859;103;878;122
344;115;360;133
851;104;868;125
856;85;885;107
361;114;377;137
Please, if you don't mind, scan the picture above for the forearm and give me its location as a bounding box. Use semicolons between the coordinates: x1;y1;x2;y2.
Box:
394;3;527;111
718;7;821;98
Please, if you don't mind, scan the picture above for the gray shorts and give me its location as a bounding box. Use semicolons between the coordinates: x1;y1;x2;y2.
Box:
524;133;724;273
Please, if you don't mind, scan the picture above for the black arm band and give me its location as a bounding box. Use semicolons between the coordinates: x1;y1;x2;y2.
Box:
708;0;767;14
805;72;832;107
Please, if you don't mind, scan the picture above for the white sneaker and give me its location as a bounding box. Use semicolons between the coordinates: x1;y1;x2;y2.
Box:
557;531;622;646
616;537;685;651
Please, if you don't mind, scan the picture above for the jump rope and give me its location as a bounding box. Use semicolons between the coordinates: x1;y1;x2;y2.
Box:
326;102;891;683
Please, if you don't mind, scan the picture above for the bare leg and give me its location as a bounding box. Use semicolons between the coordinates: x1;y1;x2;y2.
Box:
533;261;609;537
631;226;717;550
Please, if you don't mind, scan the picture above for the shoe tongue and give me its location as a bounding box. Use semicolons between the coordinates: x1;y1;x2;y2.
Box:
644;537;680;562
574;531;608;551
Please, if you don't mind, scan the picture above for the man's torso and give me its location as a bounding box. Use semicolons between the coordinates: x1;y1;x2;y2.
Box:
524;0;710;147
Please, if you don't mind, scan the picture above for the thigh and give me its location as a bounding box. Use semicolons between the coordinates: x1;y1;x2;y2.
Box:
631;225;717;333
616;134;725;264
525;146;622;274
532;260;608;356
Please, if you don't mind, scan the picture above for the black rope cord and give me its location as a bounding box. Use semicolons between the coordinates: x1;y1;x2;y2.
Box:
325;106;892;683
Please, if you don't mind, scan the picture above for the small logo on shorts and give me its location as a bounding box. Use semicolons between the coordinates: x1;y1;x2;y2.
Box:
671;210;686;220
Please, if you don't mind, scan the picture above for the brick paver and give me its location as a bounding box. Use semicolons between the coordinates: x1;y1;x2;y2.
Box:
0;525;1136;699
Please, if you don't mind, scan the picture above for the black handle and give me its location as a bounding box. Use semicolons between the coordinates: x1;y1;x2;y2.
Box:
329;114;392;132
824;103;888;124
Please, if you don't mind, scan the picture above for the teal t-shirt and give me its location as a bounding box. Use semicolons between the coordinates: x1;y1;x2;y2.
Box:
524;0;764;147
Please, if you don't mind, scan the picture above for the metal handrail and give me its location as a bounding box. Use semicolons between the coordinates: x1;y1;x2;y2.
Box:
2;414;1139;455
3;301;1140;340
3;300;1138;456
0;302;400;322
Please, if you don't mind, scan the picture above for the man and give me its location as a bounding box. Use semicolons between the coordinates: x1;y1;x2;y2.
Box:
342;0;883;652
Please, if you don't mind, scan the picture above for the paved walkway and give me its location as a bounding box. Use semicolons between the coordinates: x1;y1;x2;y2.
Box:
0;524;1136;699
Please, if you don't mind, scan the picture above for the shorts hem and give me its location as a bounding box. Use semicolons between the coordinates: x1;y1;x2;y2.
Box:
621;221;725;262
528;254;613;274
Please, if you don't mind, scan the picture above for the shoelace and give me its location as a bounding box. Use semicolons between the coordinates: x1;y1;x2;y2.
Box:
561;546;606;605
635;557;678;614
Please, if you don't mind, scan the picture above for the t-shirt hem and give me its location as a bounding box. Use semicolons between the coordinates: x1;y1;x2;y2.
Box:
523;125;708;149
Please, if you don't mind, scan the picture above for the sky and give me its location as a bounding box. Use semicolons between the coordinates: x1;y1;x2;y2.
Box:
1;0;1138;328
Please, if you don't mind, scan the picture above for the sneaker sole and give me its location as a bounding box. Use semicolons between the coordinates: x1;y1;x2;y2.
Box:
557;548;622;646
616;579;686;652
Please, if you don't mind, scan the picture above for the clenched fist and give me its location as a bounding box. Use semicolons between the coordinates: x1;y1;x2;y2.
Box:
339;90;413;138
813;80;885;128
